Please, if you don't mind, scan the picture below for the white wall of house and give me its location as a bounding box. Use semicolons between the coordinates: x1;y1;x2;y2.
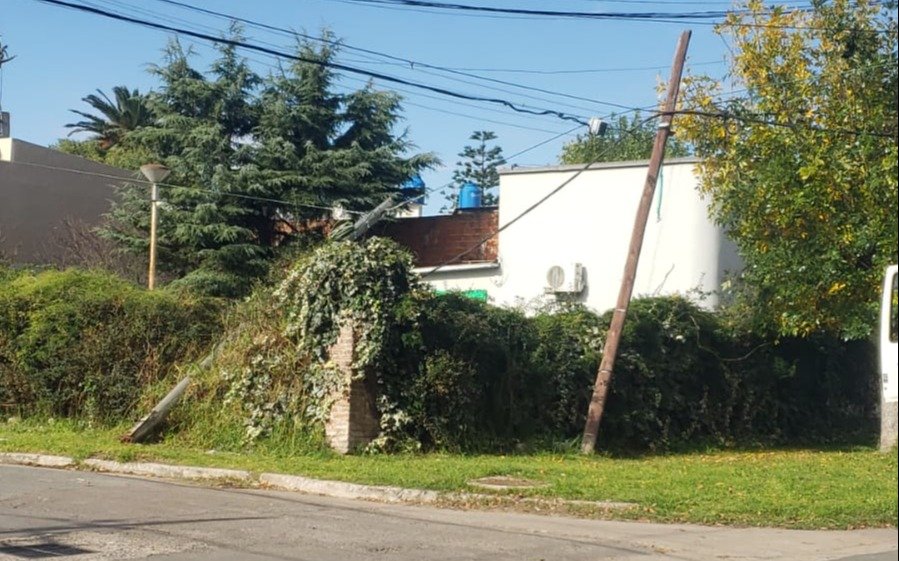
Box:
420;158;742;315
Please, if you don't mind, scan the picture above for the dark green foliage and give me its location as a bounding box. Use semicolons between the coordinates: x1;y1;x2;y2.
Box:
0;269;222;421
66;86;154;149
381;294;878;452
98;30;436;298
559;112;691;165
386;293;543;449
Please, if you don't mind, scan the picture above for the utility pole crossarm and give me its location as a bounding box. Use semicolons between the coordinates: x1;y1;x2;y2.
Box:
580;30;692;455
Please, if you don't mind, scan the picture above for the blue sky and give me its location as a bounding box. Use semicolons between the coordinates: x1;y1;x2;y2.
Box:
1;0;743;213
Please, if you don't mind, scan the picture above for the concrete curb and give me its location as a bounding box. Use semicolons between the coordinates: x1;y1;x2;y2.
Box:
0;452;75;468
81;459;252;482
0;453;634;512
259;473;441;503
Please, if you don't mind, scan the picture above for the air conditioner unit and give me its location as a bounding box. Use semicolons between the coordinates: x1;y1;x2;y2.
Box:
545;263;585;294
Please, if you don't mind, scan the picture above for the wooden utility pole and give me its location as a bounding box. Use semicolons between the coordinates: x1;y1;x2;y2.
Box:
580;30;692;454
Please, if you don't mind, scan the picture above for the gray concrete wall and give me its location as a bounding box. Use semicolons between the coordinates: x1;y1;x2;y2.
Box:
0;139;134;264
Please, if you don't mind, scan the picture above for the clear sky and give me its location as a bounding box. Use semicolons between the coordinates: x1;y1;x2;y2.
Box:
1;0;746;214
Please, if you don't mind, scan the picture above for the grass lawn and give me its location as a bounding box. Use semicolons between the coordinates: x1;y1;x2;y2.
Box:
1;419;895;530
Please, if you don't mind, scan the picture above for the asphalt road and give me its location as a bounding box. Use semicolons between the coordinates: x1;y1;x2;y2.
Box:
0;465;896;561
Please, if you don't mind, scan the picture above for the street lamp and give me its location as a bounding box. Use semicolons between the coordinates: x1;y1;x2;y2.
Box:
139;163;170;290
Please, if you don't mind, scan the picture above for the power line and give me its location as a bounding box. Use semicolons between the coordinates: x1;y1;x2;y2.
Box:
152;0;645;113
158;29;581;132
7;160;367;214
437;60;725;75
339;0;893;33
421;114;662;278
387;124;586;212
33;0;591;126
338;0;738;21
419;99;897;278
675;109;898;139
504;125;582;161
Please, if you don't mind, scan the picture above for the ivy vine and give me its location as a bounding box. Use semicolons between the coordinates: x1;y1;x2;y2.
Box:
274;238;420;424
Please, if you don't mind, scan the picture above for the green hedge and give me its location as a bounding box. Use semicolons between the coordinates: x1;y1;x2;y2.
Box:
0;269;223;421
379;293;878;452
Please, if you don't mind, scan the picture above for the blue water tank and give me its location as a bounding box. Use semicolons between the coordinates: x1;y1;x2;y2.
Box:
400;175;426;201
402;175;425;191
458;182;482;209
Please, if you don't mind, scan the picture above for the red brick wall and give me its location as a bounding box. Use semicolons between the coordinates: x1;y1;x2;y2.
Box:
324;322;381;454
372;208;498;267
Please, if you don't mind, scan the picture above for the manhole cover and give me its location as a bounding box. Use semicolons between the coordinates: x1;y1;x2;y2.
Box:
468;476;547;490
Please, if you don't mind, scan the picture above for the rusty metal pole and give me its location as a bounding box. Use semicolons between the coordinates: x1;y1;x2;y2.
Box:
581;30;692;454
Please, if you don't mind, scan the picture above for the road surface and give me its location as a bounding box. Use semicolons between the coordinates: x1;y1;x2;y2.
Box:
1;465;895;560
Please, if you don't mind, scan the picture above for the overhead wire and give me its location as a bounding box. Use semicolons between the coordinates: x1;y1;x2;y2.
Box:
159;29;581;135
337;0;739;21
420;113;662;278
33;0;593;126
152;0;647;114
384;123;586;213
7;160;368;214
79;0;681;128
337;0;894;33
675;109;898;139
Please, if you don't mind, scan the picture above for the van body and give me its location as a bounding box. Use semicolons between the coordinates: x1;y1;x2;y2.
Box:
880;264;898;451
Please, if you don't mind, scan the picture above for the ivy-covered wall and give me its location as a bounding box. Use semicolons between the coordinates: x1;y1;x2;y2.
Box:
177;239;878;453
1;242;877;453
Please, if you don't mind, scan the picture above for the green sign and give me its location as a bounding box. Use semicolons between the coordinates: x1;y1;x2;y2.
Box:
436;289;488;302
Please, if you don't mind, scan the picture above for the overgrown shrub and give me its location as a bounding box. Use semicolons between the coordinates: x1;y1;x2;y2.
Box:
158;238;879;453
0;269;222;421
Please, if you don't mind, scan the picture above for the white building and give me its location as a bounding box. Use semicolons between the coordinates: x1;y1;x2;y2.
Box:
413;158;741;313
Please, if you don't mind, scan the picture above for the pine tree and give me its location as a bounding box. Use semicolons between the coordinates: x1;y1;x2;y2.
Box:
444;131;505;211
100;30;436;297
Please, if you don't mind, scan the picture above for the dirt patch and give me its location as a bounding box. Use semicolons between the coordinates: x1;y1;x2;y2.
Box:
468;475;548;490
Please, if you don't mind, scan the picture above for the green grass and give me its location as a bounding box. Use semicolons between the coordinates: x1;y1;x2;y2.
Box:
1;419;896;530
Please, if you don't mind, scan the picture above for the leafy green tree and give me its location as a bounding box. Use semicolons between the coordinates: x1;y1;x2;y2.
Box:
101;32;435;297
66;86;154;149
559;112;690;165
444;130;504;211
678;0;898;338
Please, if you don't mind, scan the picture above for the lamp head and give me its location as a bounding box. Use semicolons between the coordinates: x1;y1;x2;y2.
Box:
140;163;171;184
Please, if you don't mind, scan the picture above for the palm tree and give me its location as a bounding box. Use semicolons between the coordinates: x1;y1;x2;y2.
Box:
66;86;153;149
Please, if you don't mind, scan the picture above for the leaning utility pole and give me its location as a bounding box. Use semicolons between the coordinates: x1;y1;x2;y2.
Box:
581;30;692;454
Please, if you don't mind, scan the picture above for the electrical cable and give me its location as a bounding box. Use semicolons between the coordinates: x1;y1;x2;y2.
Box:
420;114;662;278
33;0;592;126
675;109;898;139
338;0;738;21
152;0;646;113
384;123;586;213
6;160;367;214
338;0;893;33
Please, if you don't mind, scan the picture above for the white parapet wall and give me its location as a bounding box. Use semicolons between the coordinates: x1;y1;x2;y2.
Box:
420;158;742;315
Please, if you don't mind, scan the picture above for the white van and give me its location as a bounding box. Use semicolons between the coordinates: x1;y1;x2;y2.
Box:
880;264;898;450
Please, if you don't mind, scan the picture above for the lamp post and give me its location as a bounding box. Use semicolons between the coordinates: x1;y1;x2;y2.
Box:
139;163;170;290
